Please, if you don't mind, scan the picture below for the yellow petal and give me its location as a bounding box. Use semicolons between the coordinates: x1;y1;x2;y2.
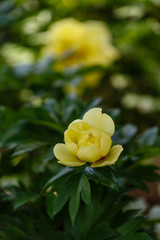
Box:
64;129;78;155
91;145;123;168
64;120;90;155
100;132;112;157
68;119;90;132
83;108;115;136
53;143;86;167
77;145;101;162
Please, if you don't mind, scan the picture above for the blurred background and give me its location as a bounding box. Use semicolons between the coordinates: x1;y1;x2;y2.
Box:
0;0;160;238
1;0;160;129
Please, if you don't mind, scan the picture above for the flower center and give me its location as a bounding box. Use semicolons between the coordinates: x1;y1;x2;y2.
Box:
77;129;100;149
86;133;95;145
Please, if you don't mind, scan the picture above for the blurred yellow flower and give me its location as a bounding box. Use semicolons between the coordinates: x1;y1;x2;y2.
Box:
54;108;123;167
42;18;119;89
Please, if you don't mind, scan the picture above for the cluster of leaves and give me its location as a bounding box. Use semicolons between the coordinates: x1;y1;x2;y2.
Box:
0;96;160;239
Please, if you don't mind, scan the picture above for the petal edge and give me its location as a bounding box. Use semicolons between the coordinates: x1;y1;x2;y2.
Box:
53;143;86;167
91;145;123;168
83;108;115;136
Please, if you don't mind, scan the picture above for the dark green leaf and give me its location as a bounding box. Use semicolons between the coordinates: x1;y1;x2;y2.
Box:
127;165;160;191
69;176;82;226
28;119;64;134
13;192;37;211
112;124;137;145
45;192;57;219
82;97;102;114
42;167;75;192
85;167;118;191
136;127;158;147
87;224;117;240
12;141;47;157
81;173;92;206
117;216;145;237
53;175;77;215
127;233;152;240
130;146;160;161
106;109;121;120
2;224;26;239
115;232;152;240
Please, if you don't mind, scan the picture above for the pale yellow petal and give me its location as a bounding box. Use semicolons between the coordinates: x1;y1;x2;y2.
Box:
64;120;90;155
68;119;90;132
53;143;86;167
100;132;112;157
91;145;123;168
83;108;115;136
77;145;101;162
64;129;78;155
65;142;78;156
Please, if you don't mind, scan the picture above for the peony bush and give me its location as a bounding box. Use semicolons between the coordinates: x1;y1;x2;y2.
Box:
0;97;160;239
0;1;160;239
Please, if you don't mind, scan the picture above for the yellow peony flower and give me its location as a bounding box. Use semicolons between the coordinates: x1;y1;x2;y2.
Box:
43;18;118;67
42;18;119;89
53;108;123;168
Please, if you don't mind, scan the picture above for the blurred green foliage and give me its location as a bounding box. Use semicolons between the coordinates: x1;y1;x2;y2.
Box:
1;0;160;128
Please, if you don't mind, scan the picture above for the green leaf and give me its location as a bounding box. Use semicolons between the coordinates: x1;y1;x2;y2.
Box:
12;141;47;157
112;124;137;145
45;192;57;219
81;173;92;206
42;167;75;193
136;127;158;147
127;233;152;240
115;232;152;240
85;167;118;191
13;192;37;211
87;223;117;240
82;97;102;114
131;146;160;161
103;202;127;222
41;147;55;168
2;224;26;239
106;109;121;120
28;119;64;134
112;209;141;229
127;165;160;191
53;175;77;216
69;176;82;226
117;216;145;237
